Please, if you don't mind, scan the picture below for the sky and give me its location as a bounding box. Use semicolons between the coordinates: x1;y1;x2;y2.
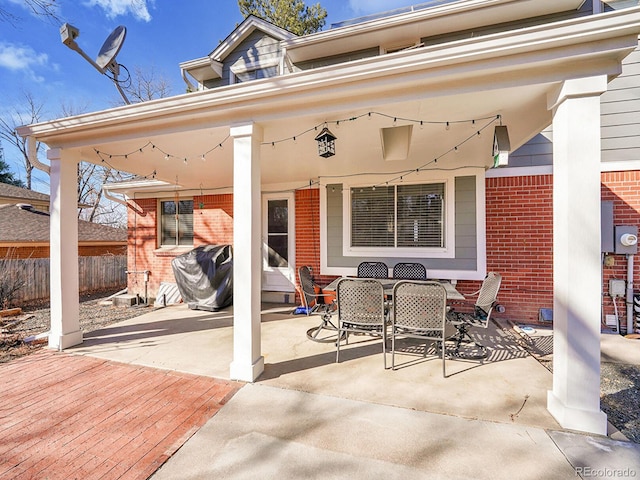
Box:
0;0;426;191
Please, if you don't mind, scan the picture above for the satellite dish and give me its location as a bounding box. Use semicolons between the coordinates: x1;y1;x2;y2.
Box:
60;23;131;104
96;25;126;72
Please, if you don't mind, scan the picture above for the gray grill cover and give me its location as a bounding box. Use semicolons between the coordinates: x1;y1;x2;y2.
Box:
171;244;233;311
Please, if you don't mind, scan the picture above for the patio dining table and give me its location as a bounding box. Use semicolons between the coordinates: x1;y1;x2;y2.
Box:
322;277;465;301
305;277;465;343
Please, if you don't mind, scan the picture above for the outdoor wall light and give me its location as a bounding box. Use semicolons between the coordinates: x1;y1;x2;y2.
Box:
315;127;337;158
492;125;511;167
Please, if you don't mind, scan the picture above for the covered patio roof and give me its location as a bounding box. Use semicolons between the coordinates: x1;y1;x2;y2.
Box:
15;6;640;437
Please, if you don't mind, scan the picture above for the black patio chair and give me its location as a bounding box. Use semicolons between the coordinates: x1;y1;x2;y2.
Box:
446;272;502;359
392;262;427;280
298;266;339;343
357;261;388;279
391;281;449;377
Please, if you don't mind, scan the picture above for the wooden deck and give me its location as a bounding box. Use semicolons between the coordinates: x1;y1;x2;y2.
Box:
0;350;241;479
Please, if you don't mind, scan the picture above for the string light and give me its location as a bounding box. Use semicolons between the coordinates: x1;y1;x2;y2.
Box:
92;112;501;195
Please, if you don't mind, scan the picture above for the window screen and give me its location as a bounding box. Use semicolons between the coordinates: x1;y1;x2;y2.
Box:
397;184;444;247
235;66;278;83
161;200;193;246
351;183;444;248
351;186;394;247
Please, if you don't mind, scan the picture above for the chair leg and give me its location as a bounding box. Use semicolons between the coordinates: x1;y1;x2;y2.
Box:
336;327;341;363
391;331;395;370
382;328;387;370
441;339;446;378
450;324;488;359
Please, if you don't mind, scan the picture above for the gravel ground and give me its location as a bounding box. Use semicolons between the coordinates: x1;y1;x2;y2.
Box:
2;301;639;444
537;358;640;443
0;291;151;364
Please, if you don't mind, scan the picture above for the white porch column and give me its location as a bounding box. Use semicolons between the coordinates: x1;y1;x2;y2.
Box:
547;76;608;435
47;148;82;350
229;123;264;382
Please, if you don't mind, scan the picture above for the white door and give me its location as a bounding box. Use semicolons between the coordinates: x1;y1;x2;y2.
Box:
262;193;295;292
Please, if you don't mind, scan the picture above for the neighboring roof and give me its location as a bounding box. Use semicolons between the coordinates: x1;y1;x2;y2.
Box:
0;204;126;244
0;182;49;204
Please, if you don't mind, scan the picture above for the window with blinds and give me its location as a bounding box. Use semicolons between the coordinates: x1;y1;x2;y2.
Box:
161;200;194;246
350;183;444;248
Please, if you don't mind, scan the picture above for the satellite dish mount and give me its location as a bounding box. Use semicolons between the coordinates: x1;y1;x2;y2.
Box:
60;23;131;105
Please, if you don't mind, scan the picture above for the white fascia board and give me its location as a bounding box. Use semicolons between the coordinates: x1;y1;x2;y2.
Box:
17;8;640;146
179;57;223;81
283;0;585;62
103;179;171;194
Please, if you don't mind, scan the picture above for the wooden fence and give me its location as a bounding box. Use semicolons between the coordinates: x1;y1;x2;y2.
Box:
0;255;127;306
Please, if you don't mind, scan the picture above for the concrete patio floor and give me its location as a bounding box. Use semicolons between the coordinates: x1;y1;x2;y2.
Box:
54;304;640;478
69;304;561;430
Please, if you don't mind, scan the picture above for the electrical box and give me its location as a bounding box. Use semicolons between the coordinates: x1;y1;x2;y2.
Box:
609;279;626;297
601;201;614;253
615;225;638;255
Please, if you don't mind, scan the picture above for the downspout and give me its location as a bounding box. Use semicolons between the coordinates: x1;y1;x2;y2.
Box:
626;254;634;335
26;136;50;174
181;67;197;93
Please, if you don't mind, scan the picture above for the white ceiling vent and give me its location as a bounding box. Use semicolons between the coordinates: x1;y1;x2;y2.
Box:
381;125;412;161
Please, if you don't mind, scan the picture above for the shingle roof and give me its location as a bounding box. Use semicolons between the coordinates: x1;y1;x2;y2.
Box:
0;182;49;203
0;204;126;243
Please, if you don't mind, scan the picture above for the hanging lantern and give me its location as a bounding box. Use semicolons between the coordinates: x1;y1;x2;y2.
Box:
315;127;337;158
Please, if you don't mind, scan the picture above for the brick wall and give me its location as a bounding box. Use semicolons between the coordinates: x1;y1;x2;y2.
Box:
601;170;640;332
481;175;554;323
126;173;640;325
126;195;235;299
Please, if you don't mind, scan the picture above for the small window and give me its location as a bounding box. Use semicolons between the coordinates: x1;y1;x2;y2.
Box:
160;199;193;246
234;66;278;83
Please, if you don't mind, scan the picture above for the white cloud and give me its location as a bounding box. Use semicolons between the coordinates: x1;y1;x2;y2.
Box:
0;42;48;82
348;0;420;16
84;0;155;22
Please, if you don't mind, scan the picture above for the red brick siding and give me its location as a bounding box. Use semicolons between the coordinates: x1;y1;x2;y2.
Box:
601;171;640;331
478;175;554;323
294;188;338;302
193;194;234;246
126;195;235;299
127;173;640;324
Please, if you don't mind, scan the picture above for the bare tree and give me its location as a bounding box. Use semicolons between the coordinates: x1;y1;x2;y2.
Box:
0;92;46;190
0;0;61;26
122;65;173;103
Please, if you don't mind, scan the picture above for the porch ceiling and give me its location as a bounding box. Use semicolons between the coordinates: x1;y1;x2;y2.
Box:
17;8;640;193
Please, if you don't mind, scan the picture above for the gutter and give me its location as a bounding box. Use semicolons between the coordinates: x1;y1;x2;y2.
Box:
102;185;143;214
26;136;50;175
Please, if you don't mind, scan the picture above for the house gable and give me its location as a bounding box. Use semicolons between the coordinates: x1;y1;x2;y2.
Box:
181;15;295;89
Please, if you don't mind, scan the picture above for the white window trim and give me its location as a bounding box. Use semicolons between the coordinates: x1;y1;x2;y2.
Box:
319;169;486;281
341;175;455;259
229;57;280;84
262;191;296;275
157;197;194;248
